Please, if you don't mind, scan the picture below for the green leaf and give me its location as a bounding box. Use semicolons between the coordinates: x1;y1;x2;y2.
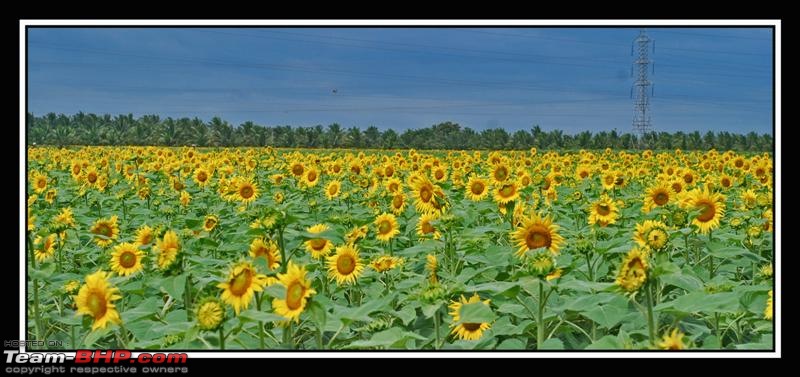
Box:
581;296;628;329
307;300;327;329
121;297;160;322
660;273;704;292
238;309;287;323
585;335;624;350
162;274;187;300
496;338;527;350
83;327;113;347
665;292;740;314
346;327;426;349
458;302;495;324
540;338;564;350
464;281;518;295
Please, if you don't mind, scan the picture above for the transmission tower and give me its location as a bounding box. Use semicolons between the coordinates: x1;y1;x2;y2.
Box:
631;28;654;148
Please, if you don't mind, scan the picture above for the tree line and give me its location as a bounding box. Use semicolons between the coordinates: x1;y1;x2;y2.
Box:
26;112;773;151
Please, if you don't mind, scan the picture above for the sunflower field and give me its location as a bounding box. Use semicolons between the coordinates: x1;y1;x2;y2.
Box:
25;146;774;350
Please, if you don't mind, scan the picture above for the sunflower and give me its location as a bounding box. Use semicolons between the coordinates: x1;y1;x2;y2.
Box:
448;294;492;341
289;160;305;177
643;182;674;212
90;216;120;248
493;181;520;205
249;237;281;271
203;215;219;232
411;175;439;214
84;166;100;188
304;224;334;259
135;224;154;247
44;188;57;204
272;262;316;323
687;188;726;234
575;165;592;180
416;213;441;240
390;192;407;215
633;220;670;251
601;172;616;191
74;270;122;330
326;244;365;285
384;177;403;194
490;163;511;184
422;253;438;283
764;290;773;320
302;166;321;187
196;297;224;331
657;329;688;350
374;213;400;242
719;174;734;189
34;234;58;262
740;189;757;210
615;247;649;292
53;207;76;228
154;230;180;270
179;191;191;207
235;177;259;204
432;166;448;183
27;207;35;231
511;212;564;259
465;176;489;201
325;180;341;200
109;242;144;277
218;261;269;314
370;255;404;272
346;225;369;244
193;167;212;187
588;194;619;227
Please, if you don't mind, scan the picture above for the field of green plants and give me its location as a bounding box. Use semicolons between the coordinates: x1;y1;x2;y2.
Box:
26;146;774;350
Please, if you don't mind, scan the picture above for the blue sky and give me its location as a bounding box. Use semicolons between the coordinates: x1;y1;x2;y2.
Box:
27;27;773;134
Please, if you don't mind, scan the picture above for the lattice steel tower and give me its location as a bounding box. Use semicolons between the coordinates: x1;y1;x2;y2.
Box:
632;28;654;148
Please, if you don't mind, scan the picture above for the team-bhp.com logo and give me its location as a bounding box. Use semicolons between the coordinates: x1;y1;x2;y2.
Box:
5;349;188;374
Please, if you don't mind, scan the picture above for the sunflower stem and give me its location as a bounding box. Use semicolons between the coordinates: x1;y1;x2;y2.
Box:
708;232;715;279
585;252;594;281
28;233;43;342
433;307;441;350
219;326;225;350
277;226;287;273
645;280;656;346
537;279;545;350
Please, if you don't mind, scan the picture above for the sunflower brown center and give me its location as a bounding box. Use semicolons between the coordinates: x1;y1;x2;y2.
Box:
525;227;551;250
671;183;682;193
683;174;693;184
307;171;318;182
462;322;482;331
119;251;137;268
494;167;508;181
500;184;515;197
229;270;253;296
421;221;435;234
471;181;485;195
87;291;107;319
205;218;217;229
579;171;589;179
735;159;744;168
378;220;391;234
328;185;338;195
721;178;731;187
73;165;81;175
95;224;112;237
597;204;611;216
336;254;356;275
392;195;403;208
286;281;305;310
140;233;152;245
627;259;645;278
697;201;716;222
240;185;254;199
654;192;669;205
420;186;433;202
292;164;304;176
309;238;327;251
87;172;98;184
434;170;444;180
197;171;207;182
36;178;46;188
389;182;399;192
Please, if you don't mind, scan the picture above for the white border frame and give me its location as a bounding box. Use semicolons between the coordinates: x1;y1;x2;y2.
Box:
19;19;780;358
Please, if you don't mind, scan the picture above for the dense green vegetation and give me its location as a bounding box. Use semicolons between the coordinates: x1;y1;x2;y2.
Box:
27;112;773;151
